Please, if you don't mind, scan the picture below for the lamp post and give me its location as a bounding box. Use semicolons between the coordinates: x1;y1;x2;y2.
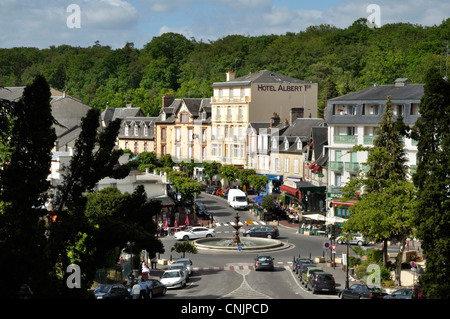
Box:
345;242;350;289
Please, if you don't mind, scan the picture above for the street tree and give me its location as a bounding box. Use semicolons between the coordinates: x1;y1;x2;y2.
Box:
412;68;450;299
171;240;198;258
219;165;239;187
203;161;221;185
248;175;268;195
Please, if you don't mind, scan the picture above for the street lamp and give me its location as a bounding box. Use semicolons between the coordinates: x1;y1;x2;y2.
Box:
345;242;350;289
127;241;135;276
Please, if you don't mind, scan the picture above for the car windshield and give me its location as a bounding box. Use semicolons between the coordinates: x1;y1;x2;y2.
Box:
169;265;184;270
162;271;180;278
94;285;111;293
235;196;247;202
257;256;272;262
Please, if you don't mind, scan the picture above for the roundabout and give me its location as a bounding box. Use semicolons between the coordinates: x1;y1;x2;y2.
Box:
194;237;292;253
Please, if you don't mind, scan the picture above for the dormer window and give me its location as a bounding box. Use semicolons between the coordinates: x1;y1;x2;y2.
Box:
134;124;139;136
272;138;278;149
143;125;148;136
124;124;129;136
297;140;301;150
284;140;289;150
201;111;206;120
161;112;166;121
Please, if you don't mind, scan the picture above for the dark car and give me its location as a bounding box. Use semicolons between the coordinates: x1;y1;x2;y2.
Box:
339;283;387;299
145;279;167;298
292;258;313;274
301;267;323;286
298;263;318;280
94;284;130;299
383;288;413;299
254;255;275;271
205;185;220;195
243;225;279;239
307;272;336;294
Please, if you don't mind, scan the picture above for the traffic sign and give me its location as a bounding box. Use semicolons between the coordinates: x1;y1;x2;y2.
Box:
238;246;242;251
331;245;337;253
323;242;330;249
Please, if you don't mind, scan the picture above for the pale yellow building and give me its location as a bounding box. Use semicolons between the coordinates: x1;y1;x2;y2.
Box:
154;94;211;164
210;70;318;167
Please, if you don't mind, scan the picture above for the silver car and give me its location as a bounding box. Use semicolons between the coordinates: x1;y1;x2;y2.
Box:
167;263;189;279
176;258;193;275
336;234;367;246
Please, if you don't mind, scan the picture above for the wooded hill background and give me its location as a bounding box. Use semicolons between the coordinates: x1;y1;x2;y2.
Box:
2;18;450;118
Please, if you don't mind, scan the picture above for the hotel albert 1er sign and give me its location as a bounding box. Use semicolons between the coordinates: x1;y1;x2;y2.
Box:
257;84;313;92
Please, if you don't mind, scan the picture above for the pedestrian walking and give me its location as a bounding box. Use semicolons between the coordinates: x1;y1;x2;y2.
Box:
131;280;141;299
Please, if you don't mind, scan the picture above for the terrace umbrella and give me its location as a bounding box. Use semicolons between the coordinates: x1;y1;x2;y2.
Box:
185;215;190;226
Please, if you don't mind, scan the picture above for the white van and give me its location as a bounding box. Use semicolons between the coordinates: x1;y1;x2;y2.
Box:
227;189;248;210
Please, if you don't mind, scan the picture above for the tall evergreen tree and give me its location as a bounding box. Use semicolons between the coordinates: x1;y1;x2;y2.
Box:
412;68;450;299
0;75;57;297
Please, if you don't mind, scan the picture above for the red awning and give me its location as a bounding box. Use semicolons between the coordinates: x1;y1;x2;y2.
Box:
332;200;356;206
280;184;298;196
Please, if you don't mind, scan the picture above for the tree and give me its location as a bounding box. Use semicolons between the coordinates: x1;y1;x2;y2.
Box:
412;68;450;299
203;161;221;185
0;75;57;298
248;175;268;195
237;169;256;190
171;240;198;258
219;165;239;186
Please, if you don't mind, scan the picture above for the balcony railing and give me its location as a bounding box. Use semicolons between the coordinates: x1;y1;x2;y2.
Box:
363;135;377;145
334;135;358;144
329;161;343;171
344;162;360;172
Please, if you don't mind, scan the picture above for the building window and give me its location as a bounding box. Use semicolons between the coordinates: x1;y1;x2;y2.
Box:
275;158;280;171
188;128;193;142
125;141;129;150
284;158;289;172
134;142;138;153
202;147;206;161
144;125;148;136
294;159;299;173
134;124;139;136
202;129;206;143
188;145;193;159
144;143;148;152
124;125;129;136
212;144;217;157
161;128;166;141
176;128;181;142
233;144;239;158
161;145;166;155
335;173;342;187
176;145;181;158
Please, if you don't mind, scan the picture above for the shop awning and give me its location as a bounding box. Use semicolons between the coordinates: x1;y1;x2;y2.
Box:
332;199;356;206
280;184;298;196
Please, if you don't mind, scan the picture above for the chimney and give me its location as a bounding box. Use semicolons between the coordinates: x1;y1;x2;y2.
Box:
162;93;174;108
226;71;235;81
395;78;410;87
126;103;133;108
270;112;280;128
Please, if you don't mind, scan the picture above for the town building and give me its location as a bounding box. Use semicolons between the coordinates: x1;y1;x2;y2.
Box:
210;70;318;167
324;78;423;221
154;94;211;164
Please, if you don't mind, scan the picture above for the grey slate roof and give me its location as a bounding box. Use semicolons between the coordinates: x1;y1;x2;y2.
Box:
329;83;424;102
212;70;311;87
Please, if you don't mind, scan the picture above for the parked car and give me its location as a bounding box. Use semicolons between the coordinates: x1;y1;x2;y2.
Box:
339;283;387;299
176;258;193;275
336;234;367;246
298;263;318;280
301;267;323;286
145;279;167;298
254;255;275;271
174;226;216;241
383;288;413;299
243;225;279;239
167;262;189;280
94;284;130;299
160;269;187;289
205;185;220;195
292;258;313;274
307;272;336;294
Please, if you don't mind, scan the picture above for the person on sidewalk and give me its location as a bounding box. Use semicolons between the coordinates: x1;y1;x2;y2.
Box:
131;280;141;299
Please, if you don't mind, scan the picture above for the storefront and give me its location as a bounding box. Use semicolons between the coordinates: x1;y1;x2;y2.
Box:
279;180;326;213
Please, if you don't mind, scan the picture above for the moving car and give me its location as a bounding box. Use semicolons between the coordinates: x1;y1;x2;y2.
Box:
176;258;193;275
227;189;248;210
243;225;279;239
174;226;215;241
339;283;387;299
205;185;220;195
307;272;336;294
196;204;211;220
160;269;187;289
336;234;367;246
254;255;275;271
292;258;313;274
94;284;130;299
383;288;413;299
167;262;189;280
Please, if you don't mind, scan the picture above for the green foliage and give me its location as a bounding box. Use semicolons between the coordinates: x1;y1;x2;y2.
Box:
171;240;198;258
202;161;221;184
412;67;450;299
3;19;450;117
219;165;239;184
248;175;268;194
